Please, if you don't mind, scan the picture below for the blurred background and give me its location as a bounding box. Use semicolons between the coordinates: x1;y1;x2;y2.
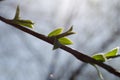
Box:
0;0;120;80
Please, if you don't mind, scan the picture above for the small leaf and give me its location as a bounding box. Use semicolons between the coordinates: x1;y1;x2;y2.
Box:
48;28;63;37
13;20;34;28
58;37;73;45
53;38;61;50
14;5;20;20
104;47;119;59
92;53;106;62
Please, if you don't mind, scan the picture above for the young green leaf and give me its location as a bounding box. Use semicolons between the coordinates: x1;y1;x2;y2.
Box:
14;5;20;20
13;20;34;28
92;53;106;62
12;6;34;28
58;37;73;45
48;28;63;37
104;47;119;59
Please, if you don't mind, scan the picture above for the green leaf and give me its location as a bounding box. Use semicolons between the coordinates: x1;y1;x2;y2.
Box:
12;6;34;28
13;20;34;28
92;53;106;62
48;28;63;37
58;37;73;45
14;5;20;20
104;47;119;59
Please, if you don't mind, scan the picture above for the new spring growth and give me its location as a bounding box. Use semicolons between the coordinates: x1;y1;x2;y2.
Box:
48;26;75;49
12;6;34;28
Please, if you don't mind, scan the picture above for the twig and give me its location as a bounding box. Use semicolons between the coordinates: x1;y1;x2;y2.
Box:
0;16;120;77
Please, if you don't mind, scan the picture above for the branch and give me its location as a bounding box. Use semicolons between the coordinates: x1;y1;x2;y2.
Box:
0;16;120;77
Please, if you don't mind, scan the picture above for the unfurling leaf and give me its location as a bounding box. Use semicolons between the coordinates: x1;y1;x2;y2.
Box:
48;28;63;37
92;53;106;62
13;20;34;28
55;26;75;39
104;47;119;59
58;37;73;45
14;5;20;20
12;5;34;28
92;47;120;80
67;26;73;32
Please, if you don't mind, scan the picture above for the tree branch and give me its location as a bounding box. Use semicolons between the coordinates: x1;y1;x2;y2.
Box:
0;16;120;77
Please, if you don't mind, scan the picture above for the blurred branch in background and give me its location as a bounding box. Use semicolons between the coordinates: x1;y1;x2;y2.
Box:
46;50;60;80
101;28;120;50
69;63;88;80
56;57;75;80
0;0;4;1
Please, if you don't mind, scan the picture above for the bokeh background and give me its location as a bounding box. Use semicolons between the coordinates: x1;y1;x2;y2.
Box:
0;0;120;80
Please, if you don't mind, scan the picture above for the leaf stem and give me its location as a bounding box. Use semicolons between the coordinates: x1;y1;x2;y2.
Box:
93;65;104;80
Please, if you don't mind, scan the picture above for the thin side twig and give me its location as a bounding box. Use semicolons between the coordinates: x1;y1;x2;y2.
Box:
0;16;120;77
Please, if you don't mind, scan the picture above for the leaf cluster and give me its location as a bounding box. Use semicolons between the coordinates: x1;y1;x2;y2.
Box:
92;47;119;62
12;6;34;28
48;27;75;49
92;47;120;80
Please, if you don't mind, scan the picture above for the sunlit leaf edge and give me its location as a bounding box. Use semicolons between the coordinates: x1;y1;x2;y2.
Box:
48;28;63;37
92;53;107;62
104;47;119;59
